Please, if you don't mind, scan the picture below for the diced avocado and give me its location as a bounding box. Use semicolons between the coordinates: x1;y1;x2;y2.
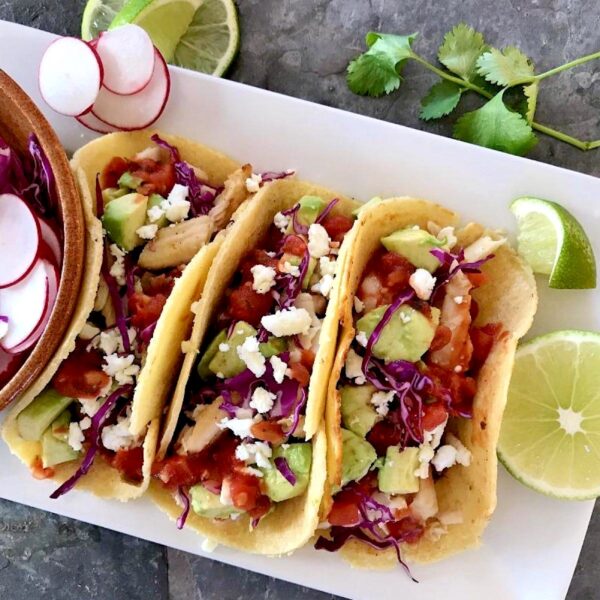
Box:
259;336;287;359
356;304;440;363
41;428;79;468
381;227;446;273
117;171;143;190
352;196;383;217
262;443;312;502
377;446;420;494
208;321;257;378
147;193;169;228
50;410;72;443
102;192;148;251
340;384;378;438
288;196;326;232
197;329;228;380
302;257;317;290
341;429;377;487
102;187;127;205
16;389;73;441
190;485;241;518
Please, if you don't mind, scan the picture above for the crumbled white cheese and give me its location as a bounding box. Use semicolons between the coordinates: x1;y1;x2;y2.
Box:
423;420;447;449
236;336;266;377
102;353;140;385
454;295;464;304
464;235;506;262
249;387;276;413
370;390;395;417
235;441;272;469
281;261;300;277
446;432;472;466
79;417;92;431
409;268;436;301
261;307;312;337
79;322;100;341
454;365;463;373
67;422;84;452
355;331;369;347
270;355;288;384
79;398;102;417
399;311;412;324
147;205;165;223
244;467;264;478
136;224;158;240
437;226;457;249
161;184;190;222
415;444;435;479
353;297;365;313
273;212;290;233
319;256;337;277
344;348;366;385
94;328;121;355
218;343;230;352
101;414;137;452
245;173;262;193
251;264;277;294
220;478;233;505
219;414;261;438
431;444;458;472
307;223;331;258
216;371;225;379
109;244;126;285
311;273;334;298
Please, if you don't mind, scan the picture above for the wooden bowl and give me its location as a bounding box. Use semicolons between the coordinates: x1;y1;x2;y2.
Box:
0;71;85;410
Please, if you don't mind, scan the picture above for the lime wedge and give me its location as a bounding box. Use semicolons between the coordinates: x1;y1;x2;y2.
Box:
81;0;127;40
510;196;596;289
498;330;600;500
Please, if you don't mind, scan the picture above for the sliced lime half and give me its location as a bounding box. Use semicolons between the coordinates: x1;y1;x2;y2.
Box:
81;0;127;41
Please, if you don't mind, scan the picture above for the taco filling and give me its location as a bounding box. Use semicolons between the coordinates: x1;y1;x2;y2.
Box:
13;135;265;496
316;221;507;565
153;195;353;526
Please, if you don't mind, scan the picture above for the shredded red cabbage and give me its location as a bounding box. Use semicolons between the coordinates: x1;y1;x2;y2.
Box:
101;245;131;354
315;198;339;224
94;174;104;218
176;486;191;529
260;170;295;183
430;247;494;294
139;321;157;343
274;456;297;485
0;315;7;323
50;384;132;499
276;236;310;310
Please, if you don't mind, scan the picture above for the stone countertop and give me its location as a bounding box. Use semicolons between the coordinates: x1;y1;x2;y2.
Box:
0;1;598;599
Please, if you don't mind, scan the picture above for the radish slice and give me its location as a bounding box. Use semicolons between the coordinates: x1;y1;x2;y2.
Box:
92;48;170;131
0;193;40;288
7;260;59;354
95;25;155;96
39;37;103;117
38;218;62;266
77;111;120;134
0;259;51;352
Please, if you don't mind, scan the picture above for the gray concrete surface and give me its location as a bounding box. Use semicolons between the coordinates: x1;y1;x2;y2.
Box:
0;1;599;599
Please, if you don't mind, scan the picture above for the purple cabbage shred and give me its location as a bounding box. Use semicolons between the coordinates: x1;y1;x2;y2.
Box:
274;456;297;486
176;486;191;530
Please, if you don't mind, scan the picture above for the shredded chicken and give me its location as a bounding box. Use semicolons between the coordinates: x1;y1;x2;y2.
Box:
208;164;253;230
410;473;438;521
177;399;226;455
134;145;170;163
94;276;109;312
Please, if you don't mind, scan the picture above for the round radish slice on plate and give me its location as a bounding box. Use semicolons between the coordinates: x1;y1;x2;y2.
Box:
0;193;40;288
0;259;51;352
77;111;119;134
92;48;170;131
38;218;62;266
39;37;103;117
95;25;155;96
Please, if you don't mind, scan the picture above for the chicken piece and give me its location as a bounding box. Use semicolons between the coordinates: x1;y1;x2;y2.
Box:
177;399;227;455
137;216;214;270
94;276;109;312
134;145;169;163
410;473;438;521
208;164;253;230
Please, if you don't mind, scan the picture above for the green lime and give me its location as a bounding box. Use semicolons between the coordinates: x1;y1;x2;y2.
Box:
81;0;127;40
110;0;239;76
510;196;596;289
498;330;600;500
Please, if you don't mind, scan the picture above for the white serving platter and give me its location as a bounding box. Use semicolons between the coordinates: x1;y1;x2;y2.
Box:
0;19;597;600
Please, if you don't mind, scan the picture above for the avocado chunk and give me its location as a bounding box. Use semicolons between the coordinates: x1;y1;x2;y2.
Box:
16;389;74;441
102;187;127;205
197;329;228;380
259;336;287;359
381;227;446;273
41;427;79;468
340;384;378;437
289;195;327;232
341;429;377;487
117;171;143;191
50;410;72;443
208;321;258;378
102;192;148;251
262;443;312;502
190;485;241;518
147;193;169;228
377;446;420;494
356;304;440;363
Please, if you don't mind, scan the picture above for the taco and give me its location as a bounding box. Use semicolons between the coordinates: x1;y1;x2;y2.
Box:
2;130;269;500
316;197;537;569
150;178;359;554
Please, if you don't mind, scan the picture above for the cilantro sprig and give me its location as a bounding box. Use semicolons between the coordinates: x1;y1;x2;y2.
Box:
347;24;600;155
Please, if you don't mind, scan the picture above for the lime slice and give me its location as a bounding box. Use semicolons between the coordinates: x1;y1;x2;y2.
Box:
82;0;128;40
498;330;600;500
110;0;239;76
510;196;596;289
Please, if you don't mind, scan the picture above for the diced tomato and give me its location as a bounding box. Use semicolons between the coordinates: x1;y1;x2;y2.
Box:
470;323;503;372
386;516;424;544
320;214;353;243
288;362;310;388
248;493;272;521
226;281;275;327
140;272;175;296
393;507;412;521
366;420;403;456
426;363;477;418
251;421;286;444
101;156;130;189
466;272;487;288
378;252;415;291
328;489;362;527
31;456;55;480
297;347;316;370
52;345;111;400
239;249;279;281
422;401;448;431
110;446;144;482
430;324;452;352
281;234;307;258
131;158;176;197
228;472;265;512
128;292;168;331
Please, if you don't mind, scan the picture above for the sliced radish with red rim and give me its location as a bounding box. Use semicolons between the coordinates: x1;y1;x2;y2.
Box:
0;193;40;288
92;48;170;131
38;217;63;267
77;111;120;134
39;37;103;117
96;25;155;96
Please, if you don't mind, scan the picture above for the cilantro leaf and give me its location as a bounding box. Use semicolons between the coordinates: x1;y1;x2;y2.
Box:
523;81;539;123
347;33;416;97
453;91;538;155
420;80;463;120
438;23;487;81
476;47;535;86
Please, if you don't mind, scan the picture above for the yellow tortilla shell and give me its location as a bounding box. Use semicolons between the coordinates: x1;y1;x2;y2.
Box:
151;178;359;554
324;197;537;566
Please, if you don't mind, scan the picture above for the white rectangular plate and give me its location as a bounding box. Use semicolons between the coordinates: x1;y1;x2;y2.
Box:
0;20;597;600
